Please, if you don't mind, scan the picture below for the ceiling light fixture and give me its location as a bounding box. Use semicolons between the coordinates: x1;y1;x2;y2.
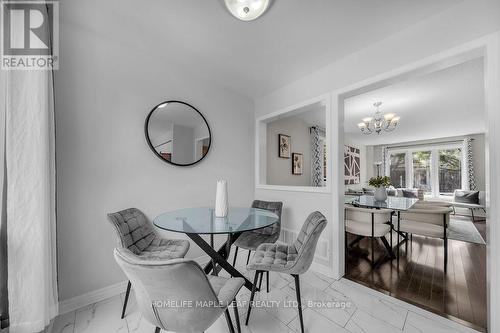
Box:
358;102;400;135
224;0;270;21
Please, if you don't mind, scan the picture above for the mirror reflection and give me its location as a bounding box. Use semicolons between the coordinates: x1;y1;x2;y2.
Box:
262;101;327;187
145;101;211;166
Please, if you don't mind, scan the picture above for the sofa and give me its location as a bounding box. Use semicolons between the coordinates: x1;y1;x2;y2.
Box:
451;190;486;221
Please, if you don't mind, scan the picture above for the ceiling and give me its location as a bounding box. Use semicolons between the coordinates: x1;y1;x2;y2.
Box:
62;0;462;98
344;58;485;146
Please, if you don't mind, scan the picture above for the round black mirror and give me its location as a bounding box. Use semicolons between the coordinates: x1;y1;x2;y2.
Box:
145;101;211;166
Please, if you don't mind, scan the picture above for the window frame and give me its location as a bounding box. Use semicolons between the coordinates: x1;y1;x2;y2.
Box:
385;142;465;198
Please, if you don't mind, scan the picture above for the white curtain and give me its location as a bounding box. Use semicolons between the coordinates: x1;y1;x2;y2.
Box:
3;66;58;333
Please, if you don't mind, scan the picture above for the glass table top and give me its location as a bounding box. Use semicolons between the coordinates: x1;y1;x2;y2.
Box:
153;207;279;234
345;195;418;211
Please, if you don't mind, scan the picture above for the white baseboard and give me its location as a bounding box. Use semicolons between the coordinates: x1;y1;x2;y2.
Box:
58;254;212;315
59;280;128;315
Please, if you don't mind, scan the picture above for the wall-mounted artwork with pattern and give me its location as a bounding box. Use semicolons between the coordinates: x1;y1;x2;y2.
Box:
278;134;291;158
344;145;360;185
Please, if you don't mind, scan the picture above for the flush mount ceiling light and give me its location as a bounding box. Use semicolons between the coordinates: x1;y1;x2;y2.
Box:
224;0;270;21
358;102;400;135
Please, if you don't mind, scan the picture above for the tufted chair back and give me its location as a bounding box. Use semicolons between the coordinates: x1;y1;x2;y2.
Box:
251;200;283;236
107;208;158;255
114;247;223;333
292;211;327;275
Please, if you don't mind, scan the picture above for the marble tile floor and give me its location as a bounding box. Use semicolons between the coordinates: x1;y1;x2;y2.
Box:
45;254;483;333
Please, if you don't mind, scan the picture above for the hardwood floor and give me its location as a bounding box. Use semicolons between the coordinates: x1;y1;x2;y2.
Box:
345;218;487;331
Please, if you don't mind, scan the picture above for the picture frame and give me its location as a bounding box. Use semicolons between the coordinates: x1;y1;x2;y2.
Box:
278;134;291;158
292;153;303;175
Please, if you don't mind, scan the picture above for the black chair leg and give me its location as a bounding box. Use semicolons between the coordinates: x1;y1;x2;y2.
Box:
258;271;264;291
224;309;235;333
245;270;260;325
293;275;305;333
444;237;448;274
246;250;251;265
232;246;239;266
154;327;160;333
405;232;408;253
266;271;270;293
232;300;241;333
470;208;476;222
121;281;131;319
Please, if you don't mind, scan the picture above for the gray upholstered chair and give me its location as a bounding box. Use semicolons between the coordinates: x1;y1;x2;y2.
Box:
107;208;190;319
245;211;327;333
114;247;244;333
232;200;283;292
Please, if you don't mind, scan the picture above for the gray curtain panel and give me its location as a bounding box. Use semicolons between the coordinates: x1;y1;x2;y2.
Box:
310;126;323;186
464;137;477;191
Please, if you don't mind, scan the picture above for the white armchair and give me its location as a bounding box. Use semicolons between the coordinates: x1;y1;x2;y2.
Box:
398;206;453;273
345;206;394;267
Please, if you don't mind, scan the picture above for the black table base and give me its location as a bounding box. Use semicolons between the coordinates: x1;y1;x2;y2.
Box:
186;232;256;291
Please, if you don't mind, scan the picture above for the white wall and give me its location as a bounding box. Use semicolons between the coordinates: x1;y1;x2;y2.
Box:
55;21;254;301
255;2;500;276
266;117;311;186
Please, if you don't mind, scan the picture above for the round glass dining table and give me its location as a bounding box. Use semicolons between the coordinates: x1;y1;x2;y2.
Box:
153;207;279;290
153;207;279;234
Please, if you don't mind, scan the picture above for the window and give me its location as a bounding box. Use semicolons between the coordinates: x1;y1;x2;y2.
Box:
386;143;464;197
389;152;406;188
439;148;462;195
413;151;432;195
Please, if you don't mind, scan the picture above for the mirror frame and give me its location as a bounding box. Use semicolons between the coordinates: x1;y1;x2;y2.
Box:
144;100;212;167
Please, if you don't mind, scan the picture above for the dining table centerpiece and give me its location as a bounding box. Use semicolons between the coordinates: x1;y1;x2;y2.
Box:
368;176;392;202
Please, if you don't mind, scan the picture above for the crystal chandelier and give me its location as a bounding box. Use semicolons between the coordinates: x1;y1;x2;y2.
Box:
358;102;400;135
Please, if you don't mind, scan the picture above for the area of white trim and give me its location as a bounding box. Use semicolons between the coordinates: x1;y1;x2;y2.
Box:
255;93;332;194
255;184;331;193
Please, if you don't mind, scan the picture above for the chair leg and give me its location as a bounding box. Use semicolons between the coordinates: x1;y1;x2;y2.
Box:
245;270;260;325
293;275;305;333
470;208;476;222
154;327;160;333
444;237;448;274
246;250;251;265
224;309;235;333
371;213;374;268
232;300;241;333
397;212;401;268
121;281;131;319
390;227;393;251
232;246;239;266
266;271;270;293
405;232;408;253
258;271;264;291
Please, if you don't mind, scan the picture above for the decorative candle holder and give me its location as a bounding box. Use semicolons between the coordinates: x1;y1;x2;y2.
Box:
215;180;228;217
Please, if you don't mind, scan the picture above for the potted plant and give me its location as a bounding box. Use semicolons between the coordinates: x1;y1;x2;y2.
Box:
368;176;392;201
